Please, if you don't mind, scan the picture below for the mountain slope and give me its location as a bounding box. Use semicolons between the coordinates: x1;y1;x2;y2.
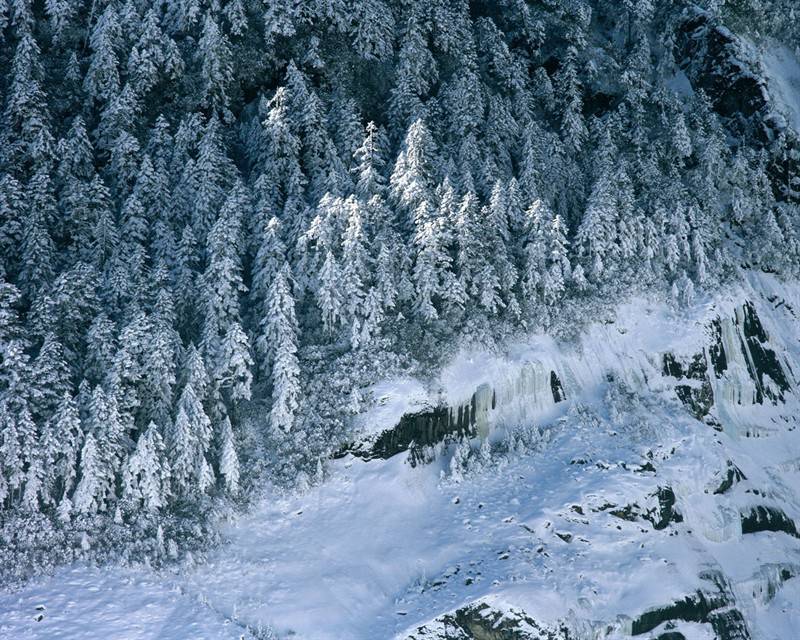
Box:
2;275;799;639
2;1;800;638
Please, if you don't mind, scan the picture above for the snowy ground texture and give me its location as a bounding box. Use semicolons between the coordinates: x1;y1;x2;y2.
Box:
2;274;800;639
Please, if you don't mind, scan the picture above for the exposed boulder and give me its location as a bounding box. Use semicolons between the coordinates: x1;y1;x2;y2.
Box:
405;601;568;640
740;506;799;538
712;461;747;495
646;487;684;531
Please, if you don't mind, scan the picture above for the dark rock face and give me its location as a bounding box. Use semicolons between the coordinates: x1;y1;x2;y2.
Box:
674;7;800;202
708;319;728;378
741;506;799;538
339;384;495;462
675;8;775;143
738;302;790;403
654;632;686;640
631;572;750;639
370;403;477;460
606;487;683;531
664;301;791;420
344;367;566;462
550;371;566;403
663;352;715;420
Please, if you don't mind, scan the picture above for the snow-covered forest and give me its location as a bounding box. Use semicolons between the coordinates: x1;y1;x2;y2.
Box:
1;0;800;581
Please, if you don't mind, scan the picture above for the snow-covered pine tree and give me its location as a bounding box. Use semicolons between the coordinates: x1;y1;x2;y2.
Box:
123;421;169;513
218;416;239;494
390;119;438;232
264;264;301;433
198;13;234;117
73;432;107;515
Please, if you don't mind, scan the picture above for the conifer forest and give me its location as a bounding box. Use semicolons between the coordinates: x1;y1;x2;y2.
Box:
1;1;800;637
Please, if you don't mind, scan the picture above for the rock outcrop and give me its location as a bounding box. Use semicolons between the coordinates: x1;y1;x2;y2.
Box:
674;5;800;201
628;572;750;639
344;369;567;462
662;300;793;427
404;601;568;640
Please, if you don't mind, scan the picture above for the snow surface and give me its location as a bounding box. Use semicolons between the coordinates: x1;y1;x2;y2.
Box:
2;277;800;639
354;377;429;436
0;564;245;639
762;42;800;133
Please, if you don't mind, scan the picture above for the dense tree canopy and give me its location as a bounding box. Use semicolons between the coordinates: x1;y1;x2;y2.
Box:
0;0;798;566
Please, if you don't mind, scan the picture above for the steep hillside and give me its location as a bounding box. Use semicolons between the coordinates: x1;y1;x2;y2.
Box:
1;0;800;637
2;276;799;639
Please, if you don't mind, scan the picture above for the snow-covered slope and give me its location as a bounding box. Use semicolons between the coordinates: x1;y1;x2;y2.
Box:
2;276;800;639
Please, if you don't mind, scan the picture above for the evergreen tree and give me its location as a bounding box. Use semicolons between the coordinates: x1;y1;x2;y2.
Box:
252;216;286;323
0;174;25;273
556;46;587;155
128;8;183;96
144;293;180;424
414;200;463;320
350;0;395;61
217;322;253;403
193;117;238;240
390;14;437;126
202;183;247;376
20;179;56;296
315;250;344;337
2;26;54;171
170;372;213;499
175;225;200;335
73;433;107;515
84;6;122;104
123;421;169;512
390;119;438;231
255;87;307;243
574;170;619;282
31;332;72;423
88;385;126;484
264;265;301;433
166;344;215;497
0;398;24;507
89;177;118;268
49;392;82;500
341;197;369;322
198;13;234;117
58;116;95;183
354;122;389;200
218;416;239;494
0;278;23;363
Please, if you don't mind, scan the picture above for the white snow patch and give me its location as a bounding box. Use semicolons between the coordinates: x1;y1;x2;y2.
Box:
666;69;696;99
0;565;245;639
762;42;800;133
356;377;429;436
